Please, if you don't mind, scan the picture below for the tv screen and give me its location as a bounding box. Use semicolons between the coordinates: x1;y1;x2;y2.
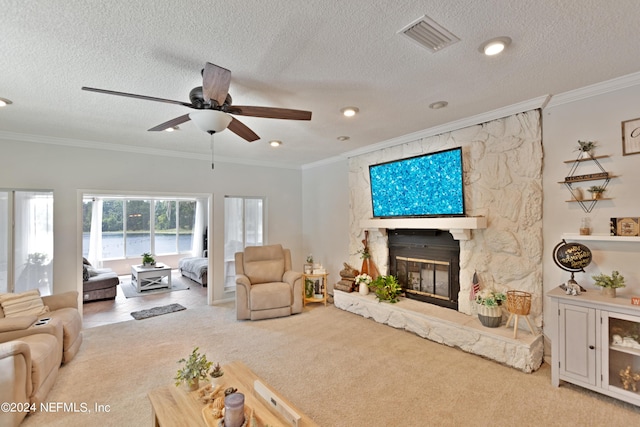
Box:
369;147;465;218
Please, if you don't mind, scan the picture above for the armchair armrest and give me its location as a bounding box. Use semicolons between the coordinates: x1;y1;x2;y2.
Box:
283;270;302;286
235;274;251;288
42;291;79;311
0;316;37;334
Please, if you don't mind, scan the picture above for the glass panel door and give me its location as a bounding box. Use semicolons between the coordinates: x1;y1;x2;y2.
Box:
13;191;54;295
0;192;8;293
602;311;640;402
223;197;264;289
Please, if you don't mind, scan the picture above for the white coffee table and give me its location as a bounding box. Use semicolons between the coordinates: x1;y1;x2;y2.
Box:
131;264;172;292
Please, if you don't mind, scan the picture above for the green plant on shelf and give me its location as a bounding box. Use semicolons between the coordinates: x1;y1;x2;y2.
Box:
592;271;626;289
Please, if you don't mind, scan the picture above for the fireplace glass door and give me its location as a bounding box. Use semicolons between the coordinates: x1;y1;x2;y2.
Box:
397;256;450;301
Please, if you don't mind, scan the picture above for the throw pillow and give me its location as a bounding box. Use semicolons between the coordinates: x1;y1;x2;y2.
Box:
87;266;100;277
83;266;90;281
0;289;50;318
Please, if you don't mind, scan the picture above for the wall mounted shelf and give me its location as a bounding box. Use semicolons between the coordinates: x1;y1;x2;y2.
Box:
562;233;640;243
560;152;614;213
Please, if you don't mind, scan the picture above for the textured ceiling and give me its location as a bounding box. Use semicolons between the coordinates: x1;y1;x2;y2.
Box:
2;0;640;168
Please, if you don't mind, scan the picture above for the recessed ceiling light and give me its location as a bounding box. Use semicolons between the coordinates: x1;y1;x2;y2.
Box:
340;107;359;117
0;97;13;107
337;136;350;141
164;126;179;132
479;37;512;56
429;101;448;110
269;140;282;147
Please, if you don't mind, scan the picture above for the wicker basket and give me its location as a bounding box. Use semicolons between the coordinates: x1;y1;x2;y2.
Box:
506;290;531;315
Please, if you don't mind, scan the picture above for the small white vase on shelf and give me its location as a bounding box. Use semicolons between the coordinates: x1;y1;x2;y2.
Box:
359;282;369;295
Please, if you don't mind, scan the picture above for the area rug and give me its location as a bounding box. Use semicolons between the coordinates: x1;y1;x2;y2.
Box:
130;303;186;320
120;279;190;298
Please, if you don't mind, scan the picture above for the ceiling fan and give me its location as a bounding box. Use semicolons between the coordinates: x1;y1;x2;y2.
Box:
81;62;312;142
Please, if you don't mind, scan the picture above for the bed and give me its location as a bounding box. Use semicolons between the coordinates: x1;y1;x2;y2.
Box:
178;256;208;287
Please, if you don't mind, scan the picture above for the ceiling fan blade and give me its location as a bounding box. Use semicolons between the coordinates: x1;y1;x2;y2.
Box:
148;114;191;131
227;106;312;121
202;63;231;106
227;117;260;142
82;87;194;108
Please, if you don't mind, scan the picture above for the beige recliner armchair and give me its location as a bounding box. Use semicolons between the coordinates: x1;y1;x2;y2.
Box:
235;244;303;320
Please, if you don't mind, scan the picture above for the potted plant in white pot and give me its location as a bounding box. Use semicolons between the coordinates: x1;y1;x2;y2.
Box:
209;362;224;386
174;347;213;391
355;273;372;295
141;252;156;267
475;289;506;328
592;270;625;298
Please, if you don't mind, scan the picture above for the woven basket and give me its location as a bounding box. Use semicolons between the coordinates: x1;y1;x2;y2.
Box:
506;290;531;315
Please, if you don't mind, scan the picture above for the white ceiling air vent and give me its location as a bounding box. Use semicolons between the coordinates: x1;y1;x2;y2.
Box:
398;15;460;53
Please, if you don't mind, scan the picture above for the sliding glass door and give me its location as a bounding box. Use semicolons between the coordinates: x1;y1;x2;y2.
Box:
0;190;54;294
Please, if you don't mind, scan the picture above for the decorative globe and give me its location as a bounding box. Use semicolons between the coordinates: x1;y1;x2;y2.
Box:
552;241;592;272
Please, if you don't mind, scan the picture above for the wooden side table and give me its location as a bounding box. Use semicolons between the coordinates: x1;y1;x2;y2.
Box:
302;273;328;306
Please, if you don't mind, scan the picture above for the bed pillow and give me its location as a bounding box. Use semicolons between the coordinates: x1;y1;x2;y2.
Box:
0;289;50;318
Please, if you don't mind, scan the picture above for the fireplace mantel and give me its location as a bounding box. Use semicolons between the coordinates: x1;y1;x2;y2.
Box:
360;216;487;240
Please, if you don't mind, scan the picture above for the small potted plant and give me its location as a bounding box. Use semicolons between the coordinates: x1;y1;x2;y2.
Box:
209;362;224;385
576;140;596;155
475;289;506;328
355;273;372;295
369;275;402;303
587;185;606;200
304;254;313;274
174;347;213;391
592;270;625;298
141;252;155;267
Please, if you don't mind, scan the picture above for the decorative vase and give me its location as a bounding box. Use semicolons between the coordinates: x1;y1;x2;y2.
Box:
477;304;502;328
188;379;199;391
359;282;369;295
601;287;616;298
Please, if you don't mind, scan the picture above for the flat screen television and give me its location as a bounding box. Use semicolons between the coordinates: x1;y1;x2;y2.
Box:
368;147;465;218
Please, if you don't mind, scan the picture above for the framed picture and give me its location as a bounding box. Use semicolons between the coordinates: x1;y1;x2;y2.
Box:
610;217;640;236
622;117;640;155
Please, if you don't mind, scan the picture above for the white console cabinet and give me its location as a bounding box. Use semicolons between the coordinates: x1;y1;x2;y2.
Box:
548;287;640;406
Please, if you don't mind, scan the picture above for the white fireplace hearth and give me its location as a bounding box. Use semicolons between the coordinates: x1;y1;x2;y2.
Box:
334;290;543;373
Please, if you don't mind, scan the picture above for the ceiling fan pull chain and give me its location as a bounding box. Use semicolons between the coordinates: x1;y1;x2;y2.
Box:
210;134;215;170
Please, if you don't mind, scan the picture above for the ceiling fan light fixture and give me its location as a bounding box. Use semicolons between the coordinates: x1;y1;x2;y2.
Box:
429;101;448;110
340;106;359;117
0;97;13;107
189;110;232;134
269;140;282;147
479;37;512;56
164;126;179;132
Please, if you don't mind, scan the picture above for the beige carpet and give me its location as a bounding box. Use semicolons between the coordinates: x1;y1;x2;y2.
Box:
23;302;640;426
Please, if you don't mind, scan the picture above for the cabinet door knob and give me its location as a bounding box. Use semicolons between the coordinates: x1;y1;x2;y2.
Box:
589;345;595;350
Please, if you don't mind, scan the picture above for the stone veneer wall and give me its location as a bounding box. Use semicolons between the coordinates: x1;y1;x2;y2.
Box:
348;110;543;325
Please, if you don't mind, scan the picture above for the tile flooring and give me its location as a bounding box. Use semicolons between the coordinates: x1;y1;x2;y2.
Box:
82;271;209;328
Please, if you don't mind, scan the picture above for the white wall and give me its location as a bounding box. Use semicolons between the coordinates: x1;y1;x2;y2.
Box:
0;138;303;304
301;159;350;293
542;84;640;354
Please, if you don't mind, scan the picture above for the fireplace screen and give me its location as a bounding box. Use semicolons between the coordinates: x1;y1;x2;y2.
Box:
396;256;450;301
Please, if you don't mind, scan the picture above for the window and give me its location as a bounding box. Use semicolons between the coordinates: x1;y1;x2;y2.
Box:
224;196;264;289
83;197;197;261
1;190;54;294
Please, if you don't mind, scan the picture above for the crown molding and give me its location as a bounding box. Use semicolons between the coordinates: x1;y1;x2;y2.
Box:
0;131;300;170
303;95;550;169
545;71;640;108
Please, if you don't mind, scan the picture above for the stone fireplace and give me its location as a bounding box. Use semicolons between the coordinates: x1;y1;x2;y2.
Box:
337;110;545;372
388;229;459;310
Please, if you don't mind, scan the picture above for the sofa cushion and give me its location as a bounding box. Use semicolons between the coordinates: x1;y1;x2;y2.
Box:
48;308;82;363
0;290;50;318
